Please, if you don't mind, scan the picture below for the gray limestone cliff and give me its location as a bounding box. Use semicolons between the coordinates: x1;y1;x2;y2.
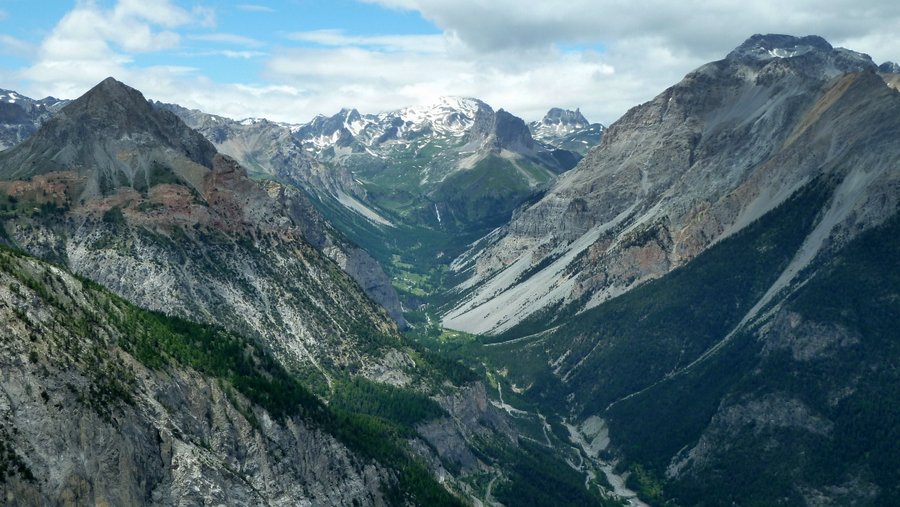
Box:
0;248;395;506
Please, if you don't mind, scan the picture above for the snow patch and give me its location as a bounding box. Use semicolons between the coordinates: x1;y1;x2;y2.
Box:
767;46;813;59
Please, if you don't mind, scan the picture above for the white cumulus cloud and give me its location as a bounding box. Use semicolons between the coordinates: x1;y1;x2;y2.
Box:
20;0;206;99
7;0;900;126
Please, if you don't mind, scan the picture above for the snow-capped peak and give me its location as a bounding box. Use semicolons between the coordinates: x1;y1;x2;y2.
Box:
239;117;266;126
767;47;812;59
389;96;490;137
0;90;27;104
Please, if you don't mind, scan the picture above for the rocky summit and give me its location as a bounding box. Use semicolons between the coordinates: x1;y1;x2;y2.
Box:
529;107;605;156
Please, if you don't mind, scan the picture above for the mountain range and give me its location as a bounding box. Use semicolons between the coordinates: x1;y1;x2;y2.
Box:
164;97;602;235
0;78;410;385
0;33;898;506
0;78;615;505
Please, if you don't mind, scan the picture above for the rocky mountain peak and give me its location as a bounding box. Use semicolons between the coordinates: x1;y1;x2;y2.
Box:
292;110;357;148
51;77;215;158
724;34;875;76
529;107;603;156
74;76;152;113
0;89;27;104
540;107;589;128
0;89;69;150
490;109;535;152
342;107;362;124
0;77;217;190
879;61;900;73
728;34;832;61
392;96;491;137
458;107;541;154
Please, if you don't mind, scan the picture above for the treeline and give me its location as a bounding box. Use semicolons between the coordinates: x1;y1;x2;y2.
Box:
331;376;446;428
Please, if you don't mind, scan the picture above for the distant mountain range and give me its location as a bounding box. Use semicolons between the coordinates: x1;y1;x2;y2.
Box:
0;89;69;151
288;98;597;230
163;97;603;237
155;96;605;321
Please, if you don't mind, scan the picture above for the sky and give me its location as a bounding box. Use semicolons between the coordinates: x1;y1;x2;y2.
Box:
0;1;898;125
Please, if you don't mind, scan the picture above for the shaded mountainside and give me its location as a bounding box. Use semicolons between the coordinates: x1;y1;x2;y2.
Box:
624;211;900;506
0;78;217;190
448;34;900;506
474;181;900;505
444;33;899;335
0;245;462;506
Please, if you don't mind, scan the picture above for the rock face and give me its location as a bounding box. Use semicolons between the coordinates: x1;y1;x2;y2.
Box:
879;61;900;73
0;248;394;506
444;33;899;335
0;78;410;388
